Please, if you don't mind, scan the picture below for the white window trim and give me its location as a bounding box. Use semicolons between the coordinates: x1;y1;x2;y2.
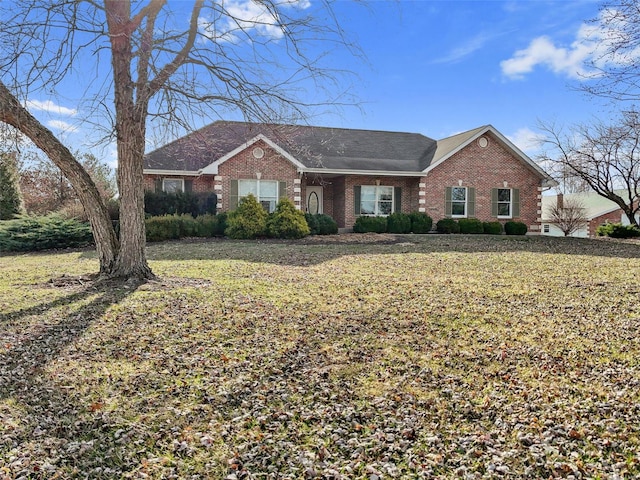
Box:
451;186;467;218
162;178;184;193
239;179;279;213
360;185;394;216
497;188;512;219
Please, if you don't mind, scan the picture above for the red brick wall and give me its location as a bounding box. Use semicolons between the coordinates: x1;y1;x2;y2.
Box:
422;132;543;232
589;210;626;236
217;139;299;211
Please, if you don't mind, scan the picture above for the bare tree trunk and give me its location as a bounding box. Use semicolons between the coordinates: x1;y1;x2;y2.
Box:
105;0;153;280
0;81;119;274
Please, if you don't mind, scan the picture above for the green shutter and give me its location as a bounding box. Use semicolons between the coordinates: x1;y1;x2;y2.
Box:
185;179;193;193
155;177;163;192
491;188;499;217
512;188;520;217
354;186;361;215
445;187;452;216
279;181;287;201
230;180;239;210
467;187;476;217
394;186;402;213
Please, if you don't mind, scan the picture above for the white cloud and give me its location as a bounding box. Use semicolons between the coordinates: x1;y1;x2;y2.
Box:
198;0;311;43
507;127;545;154
26;99;78;116
47;119;79;133
501;8;640;80
434;31;509;65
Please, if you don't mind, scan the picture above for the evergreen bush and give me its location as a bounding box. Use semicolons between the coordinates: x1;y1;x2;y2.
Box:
387;212;412;233
436;218;460;234
0;153;24;220
315;214;338;235
458;218;484;234
409;212;433;234
225;194;267;239
305;213;320;235
482;221;503;235
596;222;640;238
353;216;387;233
0;215;93;252
144;190;217;217
267;198;310;239
504;221;528;235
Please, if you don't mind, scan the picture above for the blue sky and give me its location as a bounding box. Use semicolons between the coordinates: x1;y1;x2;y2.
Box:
20;0;621;166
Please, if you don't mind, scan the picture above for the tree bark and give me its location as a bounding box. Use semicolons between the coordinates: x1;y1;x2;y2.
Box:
105;0;153;279
0;81;119;274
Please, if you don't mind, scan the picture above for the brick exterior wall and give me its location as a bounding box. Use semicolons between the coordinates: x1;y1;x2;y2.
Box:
421;133;543;232
589;210;626;237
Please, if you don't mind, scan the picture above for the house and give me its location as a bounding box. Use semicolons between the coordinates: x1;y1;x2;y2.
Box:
541;190;640;237
143;121;556;231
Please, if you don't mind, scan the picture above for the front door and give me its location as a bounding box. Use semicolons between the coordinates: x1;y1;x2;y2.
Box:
306;186;323;214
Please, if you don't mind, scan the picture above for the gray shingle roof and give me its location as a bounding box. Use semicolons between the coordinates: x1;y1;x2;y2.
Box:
144;121;438;172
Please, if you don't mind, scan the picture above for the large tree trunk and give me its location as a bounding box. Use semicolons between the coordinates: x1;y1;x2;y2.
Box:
0;81;119;274
105;0;153;280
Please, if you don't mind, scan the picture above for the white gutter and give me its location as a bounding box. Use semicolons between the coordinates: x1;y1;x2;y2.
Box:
300;168;426;177
143;169;201;176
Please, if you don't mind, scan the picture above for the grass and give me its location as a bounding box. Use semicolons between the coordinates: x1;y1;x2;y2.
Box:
1;234;639;479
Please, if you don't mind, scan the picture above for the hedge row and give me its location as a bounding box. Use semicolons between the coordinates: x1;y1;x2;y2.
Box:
144;190;217;217
435;218;526;235
0;215;93;252
353;212;433;234
596;222;640;238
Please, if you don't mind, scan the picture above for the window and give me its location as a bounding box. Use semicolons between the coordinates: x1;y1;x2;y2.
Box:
497;188;512;217
451;187;467;217
360;185;394;216
163;178;184;193
543;224;550;233
238;179;279;212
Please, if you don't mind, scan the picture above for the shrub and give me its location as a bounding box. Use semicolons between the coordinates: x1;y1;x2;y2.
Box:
305;213;320;235
315;214;338;235
225;194;267;239
146;214;185;242
353;216;387;233
436;218;460;234
144;190;217;217
267;198;310;239
0;215;93;252
504;221;528;235
596;222;640;238
482;221;503;235
409;212;433;234
458;218;484;234
387;212;412;234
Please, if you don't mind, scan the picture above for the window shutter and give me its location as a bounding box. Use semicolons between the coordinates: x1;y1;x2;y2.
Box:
394;187;402;213
467;187;476;217
512;188;520;217
354;186;361;215
155;178;163;192
279;181;287;201
185;180;193;193
444;187;452;216
491;188;499;217
230;179;239;209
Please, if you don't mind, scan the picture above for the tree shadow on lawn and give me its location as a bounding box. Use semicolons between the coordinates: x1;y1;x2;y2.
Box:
0;278;141;477
138;234;640;267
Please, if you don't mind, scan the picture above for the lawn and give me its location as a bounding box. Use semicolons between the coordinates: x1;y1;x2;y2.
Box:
1;234;639;479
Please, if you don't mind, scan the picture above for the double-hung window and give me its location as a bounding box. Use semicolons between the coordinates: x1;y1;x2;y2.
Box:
360;185;393;215
491;188;520;218
162;178;184;193
238;179;279;213
445;186;475;217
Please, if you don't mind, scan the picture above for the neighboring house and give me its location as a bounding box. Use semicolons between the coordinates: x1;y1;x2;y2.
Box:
541;190;640;237
143;121;556;231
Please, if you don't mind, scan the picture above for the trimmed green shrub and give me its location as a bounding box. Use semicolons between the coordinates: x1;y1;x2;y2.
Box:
482;221;503;235
267;198;310;239
145;213;228;242
596;222;640;238
353;216;387;233
225;194;268;239
409;212;433;234
0;215;93;252
144;190;217;217
315;214;338;235
305;213;320;235
436;218;460;234
504;221;528;235
458;218;484;234
387;212;412;234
